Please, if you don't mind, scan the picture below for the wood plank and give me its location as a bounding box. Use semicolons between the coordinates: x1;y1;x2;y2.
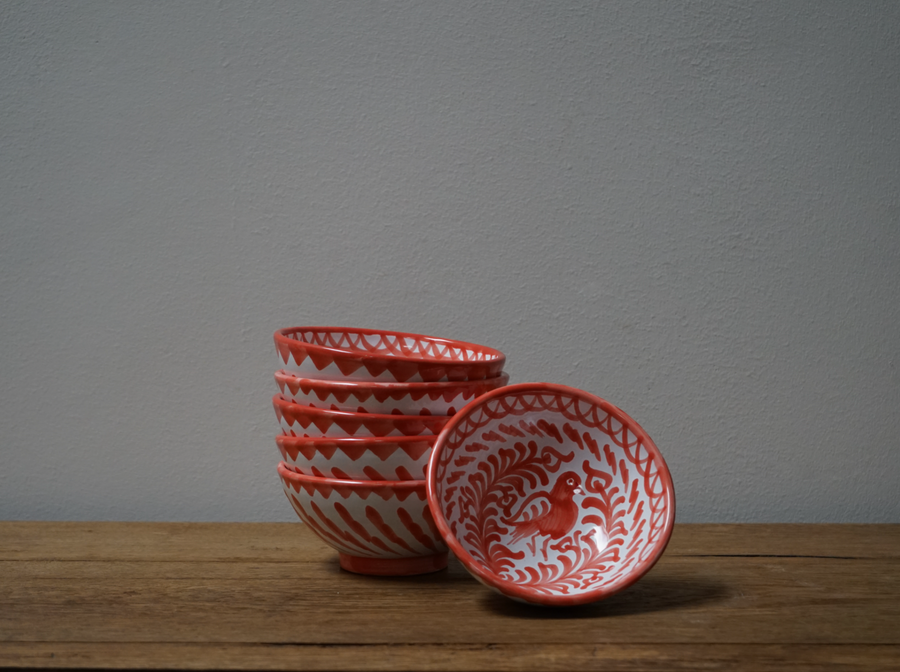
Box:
2;523;899;562
666;524;900;559
1;642;899;672
2;556;898;645
3;522;899;672
0;523;329;563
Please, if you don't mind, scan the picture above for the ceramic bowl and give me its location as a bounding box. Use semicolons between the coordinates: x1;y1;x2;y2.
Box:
273;395;451;438
274;327;506;382
277;462;448;576
274;370;510;416
427;382;675;606
276;434;436;481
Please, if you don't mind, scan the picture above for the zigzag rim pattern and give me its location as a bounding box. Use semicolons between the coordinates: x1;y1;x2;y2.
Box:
274;394;451;437
274;370;510;414
275;327;506;382
276;434;434;481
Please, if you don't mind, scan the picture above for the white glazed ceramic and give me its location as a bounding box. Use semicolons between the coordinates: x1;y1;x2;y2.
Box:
273;395;451;438
278;462;448;576
276;434;436;481
274;370;510;416
427;382;675;606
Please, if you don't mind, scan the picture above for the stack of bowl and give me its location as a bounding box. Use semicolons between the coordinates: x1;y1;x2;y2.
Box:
271;326;508;576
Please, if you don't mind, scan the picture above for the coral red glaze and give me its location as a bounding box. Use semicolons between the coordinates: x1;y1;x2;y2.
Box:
274;370;510;416
273;395;451;438
274;327;506;382
277;462;448;576
427;383;675;607
276;434;436;481
338;552;448;576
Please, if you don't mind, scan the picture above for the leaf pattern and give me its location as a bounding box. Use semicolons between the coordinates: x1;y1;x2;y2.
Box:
432;389;672;599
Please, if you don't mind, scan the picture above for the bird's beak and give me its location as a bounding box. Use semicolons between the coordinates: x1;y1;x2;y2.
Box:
574;486;584;496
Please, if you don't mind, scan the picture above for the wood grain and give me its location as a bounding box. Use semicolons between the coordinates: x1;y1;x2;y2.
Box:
3;522;898;561
2;643;899;672
1;522;898;671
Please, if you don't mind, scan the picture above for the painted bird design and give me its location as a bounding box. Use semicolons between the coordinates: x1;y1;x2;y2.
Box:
502;471;583;559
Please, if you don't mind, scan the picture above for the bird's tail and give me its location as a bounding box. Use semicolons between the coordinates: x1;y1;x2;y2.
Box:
506;521;533;545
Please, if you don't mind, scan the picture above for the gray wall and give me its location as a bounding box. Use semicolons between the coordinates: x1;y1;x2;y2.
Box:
2;1;898;523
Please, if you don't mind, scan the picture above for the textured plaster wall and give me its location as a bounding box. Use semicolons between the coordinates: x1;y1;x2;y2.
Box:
1;1;898;523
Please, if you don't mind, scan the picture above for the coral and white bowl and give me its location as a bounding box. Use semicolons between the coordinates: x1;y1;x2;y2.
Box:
275;369;510;416
271;326;510;577
275;327;506;382
427;382;675;606
278;462;448;576
276;434;436;481
273;395;452;438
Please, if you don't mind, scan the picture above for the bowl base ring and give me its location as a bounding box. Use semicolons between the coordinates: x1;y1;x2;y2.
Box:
338;552;448;576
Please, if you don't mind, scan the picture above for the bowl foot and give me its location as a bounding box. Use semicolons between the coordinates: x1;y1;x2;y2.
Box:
338;552;448;576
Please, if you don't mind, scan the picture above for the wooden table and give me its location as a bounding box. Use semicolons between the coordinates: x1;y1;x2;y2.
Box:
1;522;898;671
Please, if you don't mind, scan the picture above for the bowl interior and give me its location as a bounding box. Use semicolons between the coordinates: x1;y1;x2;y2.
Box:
277;327;504;363
428;383;674;605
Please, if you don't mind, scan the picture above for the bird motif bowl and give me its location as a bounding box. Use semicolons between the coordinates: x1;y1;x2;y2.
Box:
274;369;510;416
276;434;436;481
278;462;448;576
426;382;675;606
274;327;506;382
273;395;451;438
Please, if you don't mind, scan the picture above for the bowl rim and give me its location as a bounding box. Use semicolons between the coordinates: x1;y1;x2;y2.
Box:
275;433;438;447
277;460;426;491
275;326;506;365
272;394;455;423
426;381;676;607
275;369;510;391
